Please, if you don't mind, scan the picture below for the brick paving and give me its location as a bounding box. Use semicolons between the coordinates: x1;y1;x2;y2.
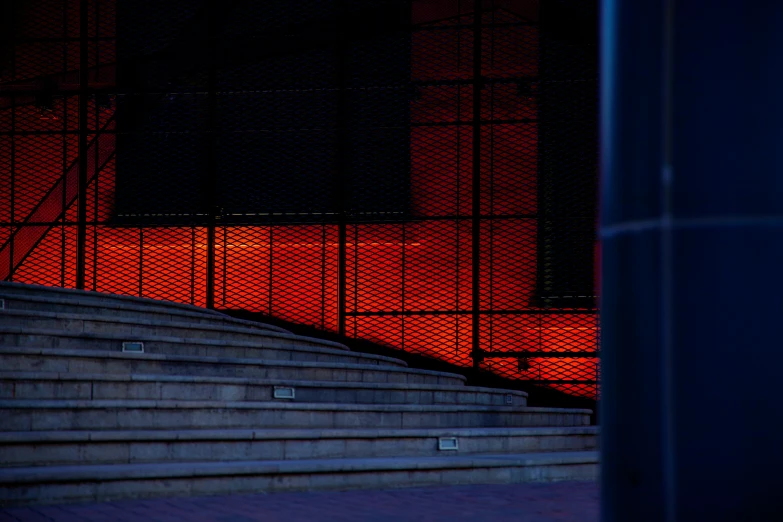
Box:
0;482;598;522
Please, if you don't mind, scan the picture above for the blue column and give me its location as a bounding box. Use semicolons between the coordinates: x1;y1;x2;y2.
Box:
600;1;783;521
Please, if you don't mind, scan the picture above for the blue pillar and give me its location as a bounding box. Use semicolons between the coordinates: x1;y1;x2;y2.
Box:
600;1;783;521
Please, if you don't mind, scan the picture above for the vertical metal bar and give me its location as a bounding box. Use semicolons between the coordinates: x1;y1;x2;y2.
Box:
61;104;67;288
61;2;68;287
92;0;100;292
190;227;196;305
352;224;358;338
9;94;15;281
204;0;218;309
9;3;15;80
205;210;216;307
95;0;100;65
470;0;483;369
221;227;227;307
268;227;274;315
456;42;464;356
337;187;347;335
401;223;406;352
456;5;465;352
75;0;89;289
336;2;348;337
321;224;327;330
486;44;496;367
92;221;97;290
138;228;144;297
91;0;100;292
8;0;15;281
92;89;99;292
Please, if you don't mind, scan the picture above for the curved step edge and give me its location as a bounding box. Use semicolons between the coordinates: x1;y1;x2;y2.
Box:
0;451;599;485
0;346;459;382
0;371;526;404
0;326;388;363
0;292;291;335
0;309;349;351
0;426;597;443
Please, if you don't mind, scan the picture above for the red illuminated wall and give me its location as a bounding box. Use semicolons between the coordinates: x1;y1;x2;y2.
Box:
0;0;598;398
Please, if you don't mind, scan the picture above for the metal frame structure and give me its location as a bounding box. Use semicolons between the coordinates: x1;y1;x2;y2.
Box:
0;0;599;398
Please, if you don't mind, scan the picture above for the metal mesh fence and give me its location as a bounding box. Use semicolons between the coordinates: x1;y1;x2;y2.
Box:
0;0;599;398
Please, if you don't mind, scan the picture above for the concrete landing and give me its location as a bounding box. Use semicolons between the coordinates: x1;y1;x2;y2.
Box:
0;481;599;522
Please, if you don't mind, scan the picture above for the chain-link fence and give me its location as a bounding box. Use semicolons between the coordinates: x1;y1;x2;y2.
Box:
0;0;599;398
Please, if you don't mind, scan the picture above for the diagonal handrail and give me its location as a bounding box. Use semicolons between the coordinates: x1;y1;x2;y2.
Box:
0;113;116;280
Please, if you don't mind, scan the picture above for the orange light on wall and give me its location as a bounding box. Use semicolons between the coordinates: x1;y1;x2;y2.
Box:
0;2;598;399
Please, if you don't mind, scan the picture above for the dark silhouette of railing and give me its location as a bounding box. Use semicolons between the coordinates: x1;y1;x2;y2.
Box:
0;114;116;280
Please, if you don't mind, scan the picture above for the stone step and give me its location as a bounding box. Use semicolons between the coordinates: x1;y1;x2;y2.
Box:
0;371;527;407
0;289;286;333
0;452;599;506
1;400;592;432
0;427;599;468
0;309;350;351
0;326;397;367
0;347;467;386
0;282;233;322
0;282;600;508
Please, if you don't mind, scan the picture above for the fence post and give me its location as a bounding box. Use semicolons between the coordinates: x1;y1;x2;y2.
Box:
75;0;89;290
336;1;348;337
470;0;484;369
204;0;218;309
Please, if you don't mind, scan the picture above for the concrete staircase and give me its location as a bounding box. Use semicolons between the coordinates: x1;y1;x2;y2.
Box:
0;281;598;506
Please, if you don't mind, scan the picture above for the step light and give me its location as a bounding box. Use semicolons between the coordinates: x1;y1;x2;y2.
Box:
438;437;459;451
274;386;296;399
122;341;144;353
505;394;513;405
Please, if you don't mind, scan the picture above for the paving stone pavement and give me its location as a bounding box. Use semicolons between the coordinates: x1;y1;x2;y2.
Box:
0;482;599;522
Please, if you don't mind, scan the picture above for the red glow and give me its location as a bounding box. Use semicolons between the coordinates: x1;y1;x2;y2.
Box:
0;3;598;398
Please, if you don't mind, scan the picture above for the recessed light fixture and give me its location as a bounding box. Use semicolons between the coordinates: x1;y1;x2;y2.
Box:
274;386;296;399
122;341;145;353
438;437;459;451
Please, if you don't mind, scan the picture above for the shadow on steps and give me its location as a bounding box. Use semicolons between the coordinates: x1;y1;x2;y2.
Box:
220;309;599;426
